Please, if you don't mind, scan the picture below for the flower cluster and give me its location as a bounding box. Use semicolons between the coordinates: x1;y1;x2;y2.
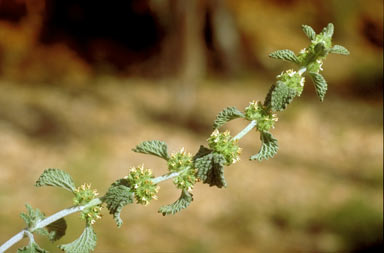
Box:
207;130;241;165
277;69;305;95
168;148;196;191
244;101;278;132
73;184;102;225
125;165;159;205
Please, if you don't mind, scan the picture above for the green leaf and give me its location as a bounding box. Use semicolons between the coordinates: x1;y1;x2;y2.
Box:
17;242;48;253
59;225;96;253
193;146;213;181
208;153;227;188
35;168;76;192
158;189;193;216
264;81;298;112
102;179;134;227
309;72;328;101
324;23;334;37
250;132;278;161
269;49;299;64
20;204;45;229
302;24;316;40
132;140;170;160
330;45;350;55
192;147;227;188
213;106;244;129
47;218;67;241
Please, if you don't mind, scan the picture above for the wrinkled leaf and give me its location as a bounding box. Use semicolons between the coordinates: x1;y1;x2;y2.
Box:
269;49;299;64
330;45;350;55
59;225;96;253
250;131;278;161
302;24;316;40
310;72;328;101
132;140;169;160
213;106;244;129
35;168;76;192
103;179;134;227
158;189;193;216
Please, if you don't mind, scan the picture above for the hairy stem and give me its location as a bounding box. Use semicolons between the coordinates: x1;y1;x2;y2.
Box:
233;120;257;141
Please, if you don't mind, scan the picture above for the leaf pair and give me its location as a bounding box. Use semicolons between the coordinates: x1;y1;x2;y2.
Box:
34;169;96;253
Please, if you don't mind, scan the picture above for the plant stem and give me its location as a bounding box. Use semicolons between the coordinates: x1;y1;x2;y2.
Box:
0;198;102;252
0;230;25;252
233;120;257;141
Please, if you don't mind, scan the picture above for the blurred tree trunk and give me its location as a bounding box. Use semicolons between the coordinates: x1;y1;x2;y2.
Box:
151;0;242;122
171;0;206;121
209;0;242;75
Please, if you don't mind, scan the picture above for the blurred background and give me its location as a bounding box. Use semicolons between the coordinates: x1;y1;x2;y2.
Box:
0;0;382;252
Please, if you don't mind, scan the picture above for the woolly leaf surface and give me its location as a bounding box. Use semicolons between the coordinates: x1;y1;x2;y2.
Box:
158;189;193;216
103;179;134;227
132;140;169;160
213;106;244;129
35;168;76;192
250;132;278;161
302;24;316;40
330;45;350;55
204;153;227;188
59;225;96;253
269;49;299;64
264;82;298;112
310;72;328;101
20;204;45;229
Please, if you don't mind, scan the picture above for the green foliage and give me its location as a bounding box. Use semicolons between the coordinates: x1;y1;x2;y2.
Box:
158;189;193;216
132;140;170;160
17;242;47;253
207;153;227;188
193;146;227;188
35;168;76;192
244;101;278;132
309;72;328;101
207;130;241;165
103;179;134;227
59;225;96;253
264;81;298;112
20;204;45;229
301;24;316;40
193;146;214;182
330;45;350;55
250;132;278;161
269;49;299;64
1;23;350;253
213;106;244;129
125;165;159;205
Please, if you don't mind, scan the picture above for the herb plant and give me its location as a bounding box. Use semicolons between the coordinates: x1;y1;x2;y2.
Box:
0;23;349;253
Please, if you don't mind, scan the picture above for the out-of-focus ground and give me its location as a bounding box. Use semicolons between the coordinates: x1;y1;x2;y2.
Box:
0;0;382;252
